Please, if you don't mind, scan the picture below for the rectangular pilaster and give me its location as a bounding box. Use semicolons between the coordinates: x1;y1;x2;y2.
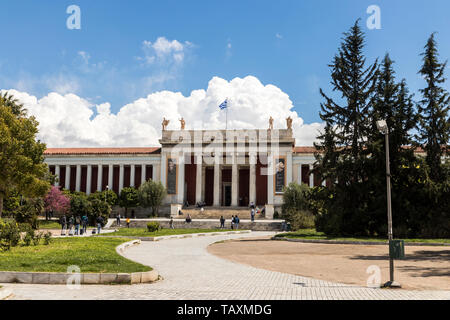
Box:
267;153;274;205
177;155;185;204
130;164;135;187
119;164;124;194
141;164;146;184
65;165;70;190
213;155;220;206
97;164;103;192
108;164;113;190
286;151;293;185
309;164;314;187
249;153;256;205
55;165;60;187
231;161;238;207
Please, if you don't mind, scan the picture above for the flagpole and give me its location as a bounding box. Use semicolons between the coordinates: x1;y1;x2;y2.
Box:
226;105;228;130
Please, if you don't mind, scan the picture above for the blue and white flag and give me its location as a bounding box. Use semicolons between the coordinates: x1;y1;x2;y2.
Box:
218;99;228;110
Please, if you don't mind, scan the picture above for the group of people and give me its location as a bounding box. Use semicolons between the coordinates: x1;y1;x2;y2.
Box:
59;214;99;236
115;213;131;228
219;215;240;229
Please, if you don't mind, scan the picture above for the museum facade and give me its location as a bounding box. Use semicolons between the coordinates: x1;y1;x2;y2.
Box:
44;124;326;219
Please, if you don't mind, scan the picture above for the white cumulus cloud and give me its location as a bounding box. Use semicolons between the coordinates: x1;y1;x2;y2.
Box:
2;76;323;147
138;37;192;65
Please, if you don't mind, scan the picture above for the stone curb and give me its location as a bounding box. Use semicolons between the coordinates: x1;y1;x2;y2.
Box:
272;237;450;246
104;230;252;242
0;240;159;285
0;287;13;300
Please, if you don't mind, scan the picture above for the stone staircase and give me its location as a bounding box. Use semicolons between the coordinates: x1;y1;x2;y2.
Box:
177;206;265;220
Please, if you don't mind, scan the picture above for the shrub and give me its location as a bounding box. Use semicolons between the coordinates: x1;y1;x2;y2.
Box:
89;198;111;227
44;186;70;217
147;222;161;232
0;219;21;251
283;208;315;230
43;231;52;245
88;190;118;207
14;198;44;229
32;231;43;246
119;187;140;217
22;224;35;246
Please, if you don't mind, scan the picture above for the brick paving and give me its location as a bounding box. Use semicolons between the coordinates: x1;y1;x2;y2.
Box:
3;232;450;300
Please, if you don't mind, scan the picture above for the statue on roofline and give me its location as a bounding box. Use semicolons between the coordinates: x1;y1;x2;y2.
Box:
162;117;170;131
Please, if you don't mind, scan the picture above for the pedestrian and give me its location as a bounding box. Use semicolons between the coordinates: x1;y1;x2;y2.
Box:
250;201;255;209
68;215;74;236
60;214;67;236
116;213;121;227
75;215;81;235
220;215;225;229
251;208;255;222
235;215;240;229
231;215;235;230
81;214;88;235
185;214;192;224
96;215;104;234
126;217;131;228
169;217;174;229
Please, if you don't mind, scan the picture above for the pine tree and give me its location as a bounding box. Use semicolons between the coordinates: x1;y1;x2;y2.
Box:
417;33;450;181
317;20;378;183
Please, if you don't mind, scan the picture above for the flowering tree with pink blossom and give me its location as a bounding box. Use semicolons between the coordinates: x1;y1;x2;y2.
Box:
44;186;70;216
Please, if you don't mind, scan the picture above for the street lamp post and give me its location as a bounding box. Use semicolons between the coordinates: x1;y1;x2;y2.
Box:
105;185;109;203
376;119;401;288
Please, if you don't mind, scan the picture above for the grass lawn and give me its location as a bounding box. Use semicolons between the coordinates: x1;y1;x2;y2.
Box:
38;220;61;229
0;237;151;273
101;228;234;237
275;228;450;244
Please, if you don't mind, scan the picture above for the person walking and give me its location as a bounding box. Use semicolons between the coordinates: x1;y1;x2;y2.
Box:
231;215;235;230
96;215;104;234
68;215;74;236
74;215;81;235
116;213;121;227
169;217;174;229
81;214;88;235
251;208;255;222
235;215;240;230
60;214;67;236
220;216;225;229
126;217;131;228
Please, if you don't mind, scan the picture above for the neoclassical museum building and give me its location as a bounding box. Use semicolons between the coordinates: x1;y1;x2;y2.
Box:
44;119;326;219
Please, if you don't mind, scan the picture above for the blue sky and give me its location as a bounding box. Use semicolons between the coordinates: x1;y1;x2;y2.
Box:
1;0;449;124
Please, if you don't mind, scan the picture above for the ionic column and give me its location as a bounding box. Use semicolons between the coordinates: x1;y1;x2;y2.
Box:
130;164;135;187
213;154;220;206
55;165;60;187
177;154;185;204
75;164;81;192
286;151;293;185
249;153;256;205
97;164;103;192
86;165;92;195
309;164;314;187
141;164;146;184
195;154;202;204
231;158;238;206
65;165;71;190
119;164;124;194
108;164;113;190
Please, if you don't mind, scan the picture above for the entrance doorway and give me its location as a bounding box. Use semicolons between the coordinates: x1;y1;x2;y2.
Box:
223;183;232;206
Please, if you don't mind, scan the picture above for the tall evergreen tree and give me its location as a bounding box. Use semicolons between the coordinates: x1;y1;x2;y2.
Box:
317;20;378;183
417;33;450;181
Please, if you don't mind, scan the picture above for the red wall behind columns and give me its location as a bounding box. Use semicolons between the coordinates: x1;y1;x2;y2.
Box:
59;167;66;189
238;168;249;206
70;166;76;191
255;157;268;206
113;166;120;194
102;166;109;191
184;162;197;206
80;166;87;193
124;166;131;188
91;166;98;192
146;165;152;181
135;166;142;186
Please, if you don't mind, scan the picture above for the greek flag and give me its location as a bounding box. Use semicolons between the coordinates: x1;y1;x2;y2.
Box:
219;99;228;110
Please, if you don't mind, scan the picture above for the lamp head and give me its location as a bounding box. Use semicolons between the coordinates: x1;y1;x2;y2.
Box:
376;119;388;133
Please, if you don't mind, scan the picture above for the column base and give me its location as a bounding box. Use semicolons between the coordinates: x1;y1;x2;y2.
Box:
170;204;182;218
382;281;401;288
265;204;274;219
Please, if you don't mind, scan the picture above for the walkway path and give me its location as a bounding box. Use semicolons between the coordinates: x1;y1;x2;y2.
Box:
3;232;450;300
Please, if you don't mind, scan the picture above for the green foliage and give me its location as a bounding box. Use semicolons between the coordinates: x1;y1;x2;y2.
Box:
417;33;450;181
312;23;449;238
0;219;21;251
88;190;118;207
89;198;111;226
14;198;43;229
118;187;140;217
138;180;166;216
281;183;315;231
43;231;52;245
0;92;51;217
146;221;161;232
20;223;42;246
69;193;91;217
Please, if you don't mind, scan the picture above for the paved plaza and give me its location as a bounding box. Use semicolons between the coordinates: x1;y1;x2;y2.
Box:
3;232;450;300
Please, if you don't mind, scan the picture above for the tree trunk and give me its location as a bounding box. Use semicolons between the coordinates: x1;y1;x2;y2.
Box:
0;194;3;218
